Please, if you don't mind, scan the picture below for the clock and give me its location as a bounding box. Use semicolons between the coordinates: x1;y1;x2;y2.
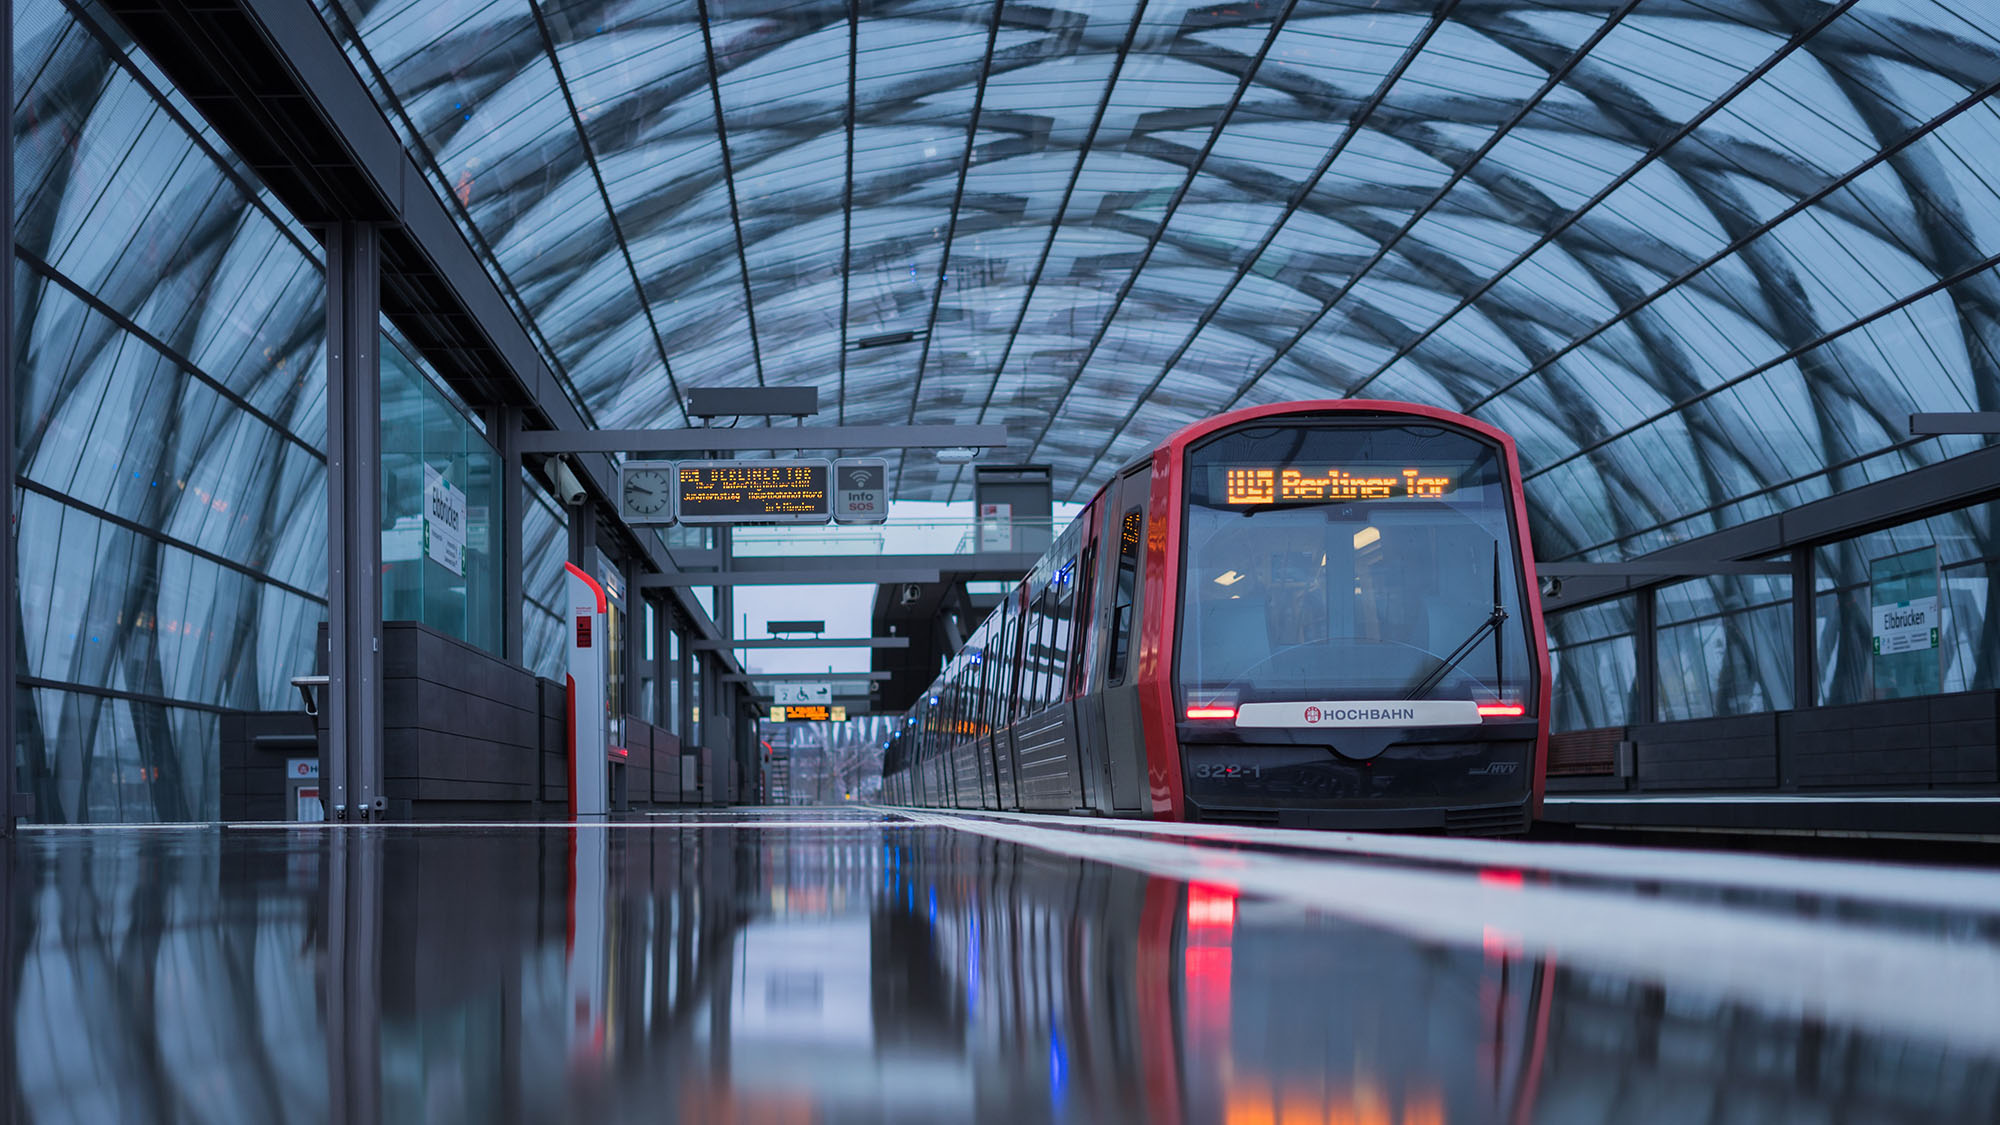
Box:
620;462;675;524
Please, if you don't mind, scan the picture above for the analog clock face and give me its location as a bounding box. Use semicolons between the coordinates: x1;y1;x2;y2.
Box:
623;467;672;517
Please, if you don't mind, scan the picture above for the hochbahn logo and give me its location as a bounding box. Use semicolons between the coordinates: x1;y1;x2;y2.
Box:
1305;705;1419;723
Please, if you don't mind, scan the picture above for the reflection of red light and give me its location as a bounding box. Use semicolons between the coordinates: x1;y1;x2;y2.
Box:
1482;925;1523;957
1185;706;1238;720
1476;703;1525;717
1478;867;1524;888
1185;884;1237;1036
1187;883;1237;932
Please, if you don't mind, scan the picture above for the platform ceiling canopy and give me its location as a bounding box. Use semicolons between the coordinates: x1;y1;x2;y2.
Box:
316;0;2000;560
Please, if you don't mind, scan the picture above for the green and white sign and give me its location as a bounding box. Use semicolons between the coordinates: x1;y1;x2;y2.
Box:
1870;546;1941;700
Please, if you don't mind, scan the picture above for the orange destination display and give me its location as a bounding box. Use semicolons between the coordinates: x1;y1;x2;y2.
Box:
1220;465;1457;504
676;459;832;524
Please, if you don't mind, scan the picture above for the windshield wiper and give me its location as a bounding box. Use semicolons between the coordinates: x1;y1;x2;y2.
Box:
1405;541;1507;701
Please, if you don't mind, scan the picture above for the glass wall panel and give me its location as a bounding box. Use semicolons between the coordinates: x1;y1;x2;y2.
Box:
522;471;568;681
380;337;501;653
1655;575;1792;722
1546;597;1637;732
1815;503;2000;704
14;0;329;821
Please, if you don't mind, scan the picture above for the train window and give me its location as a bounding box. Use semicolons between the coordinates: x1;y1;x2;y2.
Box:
1108;508;1143;684
1178;423;1535;707
1069;541;1098;697
1001;601;1022;724
1029;588;1053;711
1047;562;1074;703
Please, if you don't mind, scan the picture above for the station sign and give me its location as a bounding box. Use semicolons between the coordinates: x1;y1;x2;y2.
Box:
772;682;832;706
833;458;889;524
676;459;832;524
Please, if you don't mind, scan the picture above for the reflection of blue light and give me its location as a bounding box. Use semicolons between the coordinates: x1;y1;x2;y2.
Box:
907;883;914;910
930;695;939;705
968;918;981;1014
1050;1032;1069;1104
928;887;938;925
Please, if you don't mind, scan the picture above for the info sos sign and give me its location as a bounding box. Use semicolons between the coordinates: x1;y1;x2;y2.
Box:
834;458;889;524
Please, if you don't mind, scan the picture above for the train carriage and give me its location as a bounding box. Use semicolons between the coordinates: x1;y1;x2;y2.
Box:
884;400;1550;834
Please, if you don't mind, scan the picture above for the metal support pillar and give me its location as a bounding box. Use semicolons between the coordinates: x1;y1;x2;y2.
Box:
1791;546;1817;710
325;222;384;821
1;0;18;831
490;407;525;666
622;554;641;722
568;498;595;573
1632;588;1657;726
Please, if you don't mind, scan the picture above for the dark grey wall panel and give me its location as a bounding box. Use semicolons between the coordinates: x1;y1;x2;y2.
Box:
1631;714;1778;790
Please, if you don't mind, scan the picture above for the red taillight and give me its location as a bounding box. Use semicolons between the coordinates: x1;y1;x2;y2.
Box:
1476;703;1525;717
1185;706;1238;720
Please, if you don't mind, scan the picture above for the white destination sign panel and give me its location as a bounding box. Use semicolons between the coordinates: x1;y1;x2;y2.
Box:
1873;596;1940;655
423;465;467;577
1235;700;1482;728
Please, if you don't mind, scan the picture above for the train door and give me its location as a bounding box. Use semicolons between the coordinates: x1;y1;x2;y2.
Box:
1014;525;1087;810
990;595;1021;809
1070;499;1117;813
1098;466;1153;813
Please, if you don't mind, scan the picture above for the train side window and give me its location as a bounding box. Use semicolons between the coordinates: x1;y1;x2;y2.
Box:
1108;508;1143;683
1004;601;1023;723
1069;542;1097;698
1049;558;1077;701
1040;580;1056;704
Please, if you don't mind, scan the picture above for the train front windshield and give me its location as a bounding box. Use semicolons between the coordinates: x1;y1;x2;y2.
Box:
1179;420;1536;710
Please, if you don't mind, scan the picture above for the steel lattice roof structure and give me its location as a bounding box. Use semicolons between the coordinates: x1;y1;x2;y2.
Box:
313;0;2000;560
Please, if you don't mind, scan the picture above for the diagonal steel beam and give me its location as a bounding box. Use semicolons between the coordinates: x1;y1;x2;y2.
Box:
950;0;1152;502
694;0;770;389
524;0;689;425
892;0;1007;494
1216;0;1864;421
1017;0;1302;471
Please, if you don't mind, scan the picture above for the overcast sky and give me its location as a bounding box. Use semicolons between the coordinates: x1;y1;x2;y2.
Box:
729;499;1081;676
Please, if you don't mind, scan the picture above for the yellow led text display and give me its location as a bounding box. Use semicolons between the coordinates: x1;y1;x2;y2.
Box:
1222;467;1455;504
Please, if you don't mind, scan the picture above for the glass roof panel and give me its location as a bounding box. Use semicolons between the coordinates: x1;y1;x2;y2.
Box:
316;0;2000;553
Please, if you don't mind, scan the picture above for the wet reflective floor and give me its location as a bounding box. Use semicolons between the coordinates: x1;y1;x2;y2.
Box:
5;808;2000;1123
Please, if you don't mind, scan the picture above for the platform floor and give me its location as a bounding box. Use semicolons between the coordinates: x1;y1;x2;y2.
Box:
5;808;2000;1122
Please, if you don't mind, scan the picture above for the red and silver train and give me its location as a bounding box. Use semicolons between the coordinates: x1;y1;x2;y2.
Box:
881;400;1550;834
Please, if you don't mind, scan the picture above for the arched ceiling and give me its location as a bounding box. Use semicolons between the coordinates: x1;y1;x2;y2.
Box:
317;0;2000;560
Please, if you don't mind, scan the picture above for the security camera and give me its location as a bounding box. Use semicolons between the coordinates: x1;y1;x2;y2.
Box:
900;583;923;605
1538;575;1563;599
545;458;589;506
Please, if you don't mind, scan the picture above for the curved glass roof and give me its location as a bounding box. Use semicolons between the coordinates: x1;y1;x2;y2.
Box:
316;0;2000;560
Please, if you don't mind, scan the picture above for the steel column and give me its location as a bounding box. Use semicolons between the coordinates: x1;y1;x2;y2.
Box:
492;407;525;666
623;554;642;722
569;497;595;572
1;0;16;831
324;222;384;821
1792;547;1817;710
1633;588;1657;726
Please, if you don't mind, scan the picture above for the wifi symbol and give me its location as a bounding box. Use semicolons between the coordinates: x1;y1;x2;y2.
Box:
847;470;871;488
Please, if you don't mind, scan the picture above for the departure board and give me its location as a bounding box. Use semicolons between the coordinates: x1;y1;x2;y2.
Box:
676;459;833;524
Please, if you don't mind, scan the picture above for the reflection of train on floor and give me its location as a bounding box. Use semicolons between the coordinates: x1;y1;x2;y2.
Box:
882;401;1550;834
